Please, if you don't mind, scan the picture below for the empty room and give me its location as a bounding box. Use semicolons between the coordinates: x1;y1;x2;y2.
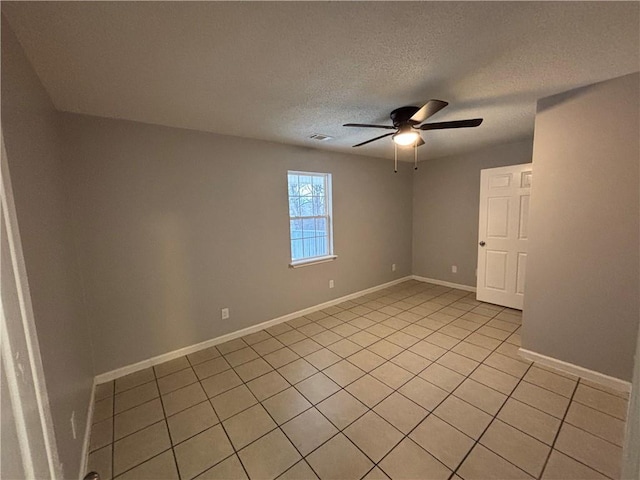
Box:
2;2;639;480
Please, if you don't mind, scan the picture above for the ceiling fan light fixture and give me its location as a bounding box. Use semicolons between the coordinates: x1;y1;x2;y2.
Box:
392;127;420;146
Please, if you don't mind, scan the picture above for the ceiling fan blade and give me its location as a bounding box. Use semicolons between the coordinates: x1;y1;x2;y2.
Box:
352;132;394;147
410;99;449;124
343;123;396;129
418;118;483;130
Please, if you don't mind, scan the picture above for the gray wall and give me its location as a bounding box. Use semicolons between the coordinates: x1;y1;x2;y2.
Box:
412;139;533;287
523;72;640;381
60;114;413;375
1;17;94;478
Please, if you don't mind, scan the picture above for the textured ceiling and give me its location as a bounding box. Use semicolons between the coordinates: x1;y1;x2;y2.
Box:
3;2;639;160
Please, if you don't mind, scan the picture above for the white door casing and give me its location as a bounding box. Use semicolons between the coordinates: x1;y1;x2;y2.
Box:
476;163;532;310
1;129;62;479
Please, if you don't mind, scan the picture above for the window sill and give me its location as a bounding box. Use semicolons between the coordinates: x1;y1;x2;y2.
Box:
289;255;338;269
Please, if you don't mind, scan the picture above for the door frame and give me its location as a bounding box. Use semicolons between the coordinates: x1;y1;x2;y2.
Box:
1;128;62;478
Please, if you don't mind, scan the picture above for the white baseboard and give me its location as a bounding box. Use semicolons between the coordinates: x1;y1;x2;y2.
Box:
519;348;631;393
412;275;476;293
94;276;412;384
78;381;95;480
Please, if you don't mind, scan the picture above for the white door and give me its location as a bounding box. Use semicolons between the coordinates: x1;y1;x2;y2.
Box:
476;163;532;310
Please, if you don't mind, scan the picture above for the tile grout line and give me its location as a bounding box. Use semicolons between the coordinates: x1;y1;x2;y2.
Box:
98;290;398;444
186;363;240;477
188;333;375;479
104;364;614;480
448;361;536;480
568;391;629;422
452;360;627;448
184;334;361;480
189;335;389;480
95;282;621;480
105;319;526;423
152;366;183;480
107;374;180;478
537;378;580;479
577;381;629;400
360;292;513;462
117;354;497;475
99;285;509;479
278;289;511;479
110;422;172;478
185;349;253;480
199;286;491;478
357;292;511;477
108;354;247;479
369;319;524;479
536;378;616;480
319;288;519;478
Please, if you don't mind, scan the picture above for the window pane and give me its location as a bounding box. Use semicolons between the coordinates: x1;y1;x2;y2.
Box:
289;196;300;217
312;196;325;216
290;219;303;239
304;238;317;258
299;197;313;216
302;218;315;237
312;174;325;194
315;217;327;235
316;236;328;257
288;174;299;196
299;176;313;196
291;239;304;260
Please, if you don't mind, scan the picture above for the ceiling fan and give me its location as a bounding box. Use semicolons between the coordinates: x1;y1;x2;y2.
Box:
343;100;483;148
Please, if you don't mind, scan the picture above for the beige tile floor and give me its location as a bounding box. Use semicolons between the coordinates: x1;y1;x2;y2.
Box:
88;280;629;480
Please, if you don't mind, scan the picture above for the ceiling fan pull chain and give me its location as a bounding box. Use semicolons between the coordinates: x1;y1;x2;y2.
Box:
394;143;398;173
414;139;418;170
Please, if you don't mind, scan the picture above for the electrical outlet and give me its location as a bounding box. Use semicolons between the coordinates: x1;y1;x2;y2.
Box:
392;264;396;272
451;265;457;273
70;411;77;440
221;308;229;320
329;280;334;289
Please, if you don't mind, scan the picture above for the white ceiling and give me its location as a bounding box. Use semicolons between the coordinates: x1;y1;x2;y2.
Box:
3;2;639;160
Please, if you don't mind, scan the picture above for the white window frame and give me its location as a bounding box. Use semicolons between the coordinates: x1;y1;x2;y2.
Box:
287;170;337;268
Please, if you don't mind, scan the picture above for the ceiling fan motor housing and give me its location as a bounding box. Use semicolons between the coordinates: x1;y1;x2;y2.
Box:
390;106;421;127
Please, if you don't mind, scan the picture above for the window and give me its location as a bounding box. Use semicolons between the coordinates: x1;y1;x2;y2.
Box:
287;171;335;266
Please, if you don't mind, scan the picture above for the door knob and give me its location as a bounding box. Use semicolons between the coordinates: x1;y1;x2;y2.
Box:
479;241;486;247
